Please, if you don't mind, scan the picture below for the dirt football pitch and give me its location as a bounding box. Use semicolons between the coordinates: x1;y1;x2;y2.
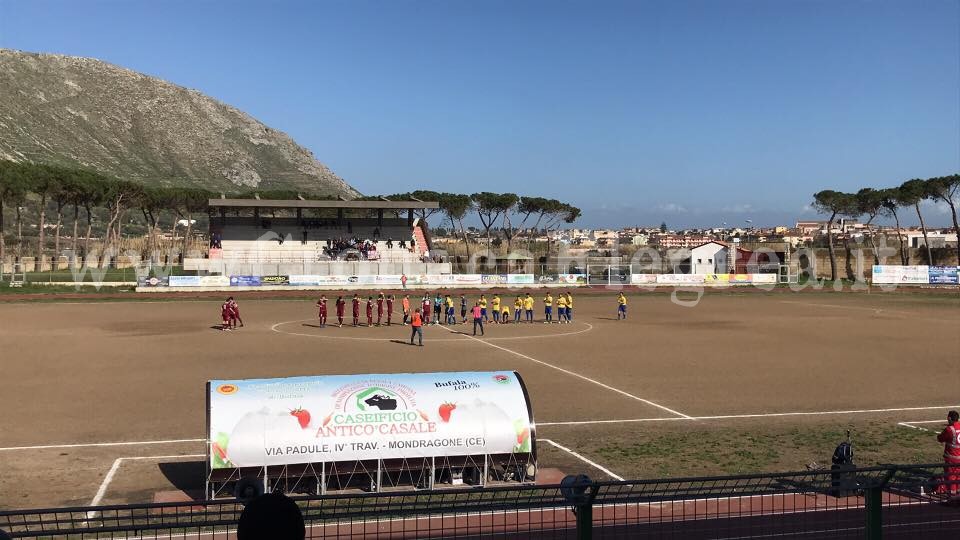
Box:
1;288;958;510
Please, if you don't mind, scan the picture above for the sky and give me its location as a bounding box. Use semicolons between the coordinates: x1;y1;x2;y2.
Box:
1;0;958;228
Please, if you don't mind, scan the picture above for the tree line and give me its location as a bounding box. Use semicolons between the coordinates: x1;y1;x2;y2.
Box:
813;174;960;280
0;161;581;266
378;190;581;257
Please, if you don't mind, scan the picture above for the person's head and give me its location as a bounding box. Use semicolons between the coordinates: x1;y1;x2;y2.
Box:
227;296;234;302
481;294;485;299
475;302;480;307
379;292;384;298
237;492;305;540
320;295;326;300
415;307;421;313
336;296;342;301
368;296;373;300
950;411;959;423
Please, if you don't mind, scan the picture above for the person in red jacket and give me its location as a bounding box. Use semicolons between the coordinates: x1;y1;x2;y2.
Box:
335;296;346;327
385;294;395;326
351;294;361;326
315;295;328;328
366;296;374;327
376;293;385;326
936;410;960;494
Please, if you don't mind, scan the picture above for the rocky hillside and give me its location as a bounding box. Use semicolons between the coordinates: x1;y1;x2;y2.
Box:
0;49;359;197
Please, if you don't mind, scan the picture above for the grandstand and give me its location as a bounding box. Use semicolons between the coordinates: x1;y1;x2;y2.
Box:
185;198;450;276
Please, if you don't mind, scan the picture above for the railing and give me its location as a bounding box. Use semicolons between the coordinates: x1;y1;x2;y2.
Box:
1;464;956;538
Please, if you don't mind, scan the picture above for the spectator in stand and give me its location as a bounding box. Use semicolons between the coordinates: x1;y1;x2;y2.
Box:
237;492;305;540
387;238;394;249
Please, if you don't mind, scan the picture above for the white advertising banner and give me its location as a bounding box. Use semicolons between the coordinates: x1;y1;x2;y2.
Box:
630;274;658;284
289;275;322;286
656;274;705;285
452;274;483;285
872;265;929;284
207;371;534;469
507;274;535;284
751;273;778;284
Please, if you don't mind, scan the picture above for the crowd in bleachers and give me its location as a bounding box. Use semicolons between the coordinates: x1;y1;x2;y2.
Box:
323;236;415;261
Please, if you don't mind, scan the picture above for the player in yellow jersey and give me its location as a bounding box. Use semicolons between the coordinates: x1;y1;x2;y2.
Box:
565;292;573;322
556;294;568;324
523;293;535;323
491;294;501;323
617;292;627;320
514;296;523;323
543;293;553;323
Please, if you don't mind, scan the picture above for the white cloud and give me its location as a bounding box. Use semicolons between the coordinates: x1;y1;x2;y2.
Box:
721;203;754;213
656;202;688;213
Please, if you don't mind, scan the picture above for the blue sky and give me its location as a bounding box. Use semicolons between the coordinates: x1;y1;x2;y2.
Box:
1;0;958;228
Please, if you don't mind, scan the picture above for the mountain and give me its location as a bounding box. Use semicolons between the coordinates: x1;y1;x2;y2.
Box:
0;49;359;197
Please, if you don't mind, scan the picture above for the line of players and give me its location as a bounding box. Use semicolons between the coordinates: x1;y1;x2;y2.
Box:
312;291;577;328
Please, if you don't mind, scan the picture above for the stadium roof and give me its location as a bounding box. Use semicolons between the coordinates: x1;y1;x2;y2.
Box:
208;199;439;210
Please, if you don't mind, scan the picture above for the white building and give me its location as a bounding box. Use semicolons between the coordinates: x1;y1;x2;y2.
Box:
689;241;729;274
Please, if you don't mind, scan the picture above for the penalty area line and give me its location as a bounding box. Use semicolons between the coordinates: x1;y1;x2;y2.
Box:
440;325;692;419
88;454;205;516
539;438;624;481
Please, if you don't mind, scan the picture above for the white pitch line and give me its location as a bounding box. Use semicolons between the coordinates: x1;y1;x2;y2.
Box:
5;407;956;453
897;422;933;433
87;454;205;514
539;438;624;481
0;438;206;452
440;325;693;419
538;405;960;426
900;419;950;424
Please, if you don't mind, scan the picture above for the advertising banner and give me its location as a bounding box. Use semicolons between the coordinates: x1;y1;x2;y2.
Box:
375;275;403;285
872;265;930;284
169;275;202;287
928;266;959;284
507;274;535;285
200;275;231;287
261;275;290;286
207;371;534;468
426;274;455;285
230;276;262;287
317;275;350;286
137;276;169;287
656;274;705;285
751;273;778;284
452;274;483;285
288;275;321;286
556;274;587;285
630;274;658;284
729;274;753;284
482;274;508;285
704;274;730;284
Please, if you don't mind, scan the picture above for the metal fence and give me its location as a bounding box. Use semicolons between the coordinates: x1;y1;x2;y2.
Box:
1;463;957;538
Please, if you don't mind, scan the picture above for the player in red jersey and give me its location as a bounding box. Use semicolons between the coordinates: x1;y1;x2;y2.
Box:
376;293;385;326
335;296;346;327
421;295;432;325
366;296;374;327
229;298;243;328
936;410;960;494
220;298;233;331
315;295;328;327
385;294;395;326
351;294;361;326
